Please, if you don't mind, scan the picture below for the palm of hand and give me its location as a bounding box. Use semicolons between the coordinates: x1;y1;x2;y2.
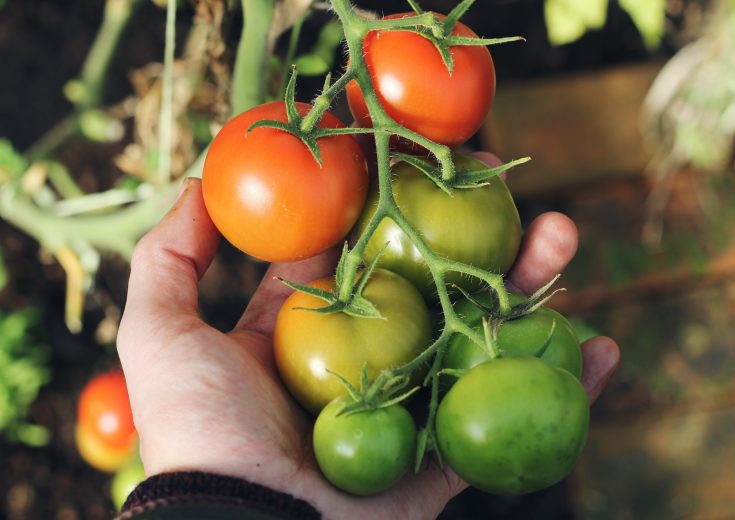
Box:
118;178;619;519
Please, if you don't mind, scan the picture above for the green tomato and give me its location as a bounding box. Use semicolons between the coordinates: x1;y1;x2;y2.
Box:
110;455;145;510
313;396;417;495
436;357;589;495
444;292;581;382
355;154;522;299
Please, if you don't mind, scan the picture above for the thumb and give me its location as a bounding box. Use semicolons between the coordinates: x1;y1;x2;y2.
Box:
118;178;220;352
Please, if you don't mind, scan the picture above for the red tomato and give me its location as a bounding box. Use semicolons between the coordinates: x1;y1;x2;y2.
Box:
346;13;495;148
202;101;369;262
77;371;136;451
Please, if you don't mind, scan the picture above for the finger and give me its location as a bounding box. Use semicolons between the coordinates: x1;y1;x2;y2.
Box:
469;150;502;169
580;336;620;404
119;179;220;343
234;246;341;336
507;212;579;295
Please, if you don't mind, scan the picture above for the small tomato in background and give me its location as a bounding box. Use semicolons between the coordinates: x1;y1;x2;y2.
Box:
111;455;146;510
76;370;137;472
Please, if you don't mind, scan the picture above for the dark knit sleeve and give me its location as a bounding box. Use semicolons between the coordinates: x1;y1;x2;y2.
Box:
116;471;321;520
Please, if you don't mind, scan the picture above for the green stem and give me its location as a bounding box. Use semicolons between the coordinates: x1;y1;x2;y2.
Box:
278;13;307;99
79;0;143;109
299;67;358;133
24;116;80;163
155;0;177;186
0;183;177;260
25;0;140;161
232;0;275;115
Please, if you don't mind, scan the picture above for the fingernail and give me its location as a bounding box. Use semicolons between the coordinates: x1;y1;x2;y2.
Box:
176;178;193;202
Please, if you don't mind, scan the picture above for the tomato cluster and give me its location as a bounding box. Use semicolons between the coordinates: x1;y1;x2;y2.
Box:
75;370;145;509
201;8;589;499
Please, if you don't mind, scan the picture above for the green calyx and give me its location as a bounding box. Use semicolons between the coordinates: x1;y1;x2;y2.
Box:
393;152;531;192
278;244;386;319
247;68;375;167
328;365;420;417
374;0;525;75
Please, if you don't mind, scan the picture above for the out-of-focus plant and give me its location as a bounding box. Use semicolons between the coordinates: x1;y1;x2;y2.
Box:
641;0;734;245
0;309;51;447
0;0;335;333
544;0;666;48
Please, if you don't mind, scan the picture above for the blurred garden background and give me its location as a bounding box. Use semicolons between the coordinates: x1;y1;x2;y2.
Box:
1;0;734;518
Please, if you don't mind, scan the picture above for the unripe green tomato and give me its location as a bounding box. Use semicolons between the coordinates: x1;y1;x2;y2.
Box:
110;455;145;510
444;293;581;384
355;155;521;300
436;357;589;495
313;396;416;495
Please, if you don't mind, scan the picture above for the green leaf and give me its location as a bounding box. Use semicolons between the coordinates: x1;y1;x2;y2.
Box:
544;0;609;46
618;0;665;50
0;308;51;447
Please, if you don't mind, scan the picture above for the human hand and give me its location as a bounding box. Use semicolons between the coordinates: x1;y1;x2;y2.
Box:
117;159;619;519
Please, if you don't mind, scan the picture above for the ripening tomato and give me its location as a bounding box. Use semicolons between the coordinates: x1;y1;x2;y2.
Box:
77;371;136;451
202;101;369;262
313;395;416;495
346;13;495;148
436;357;589;495
75;423;137;473
355;155;521;299
444;292;582;382
274;269;431;414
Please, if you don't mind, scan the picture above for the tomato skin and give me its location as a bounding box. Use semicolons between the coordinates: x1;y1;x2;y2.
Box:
355;155;521;299
346;13;495;148
77;371;136;451
110;455;145;510
313;396;416;495
75;423;137;473
202;101;369;262
445;293;582;382
274;269;431;414
436;357;589;495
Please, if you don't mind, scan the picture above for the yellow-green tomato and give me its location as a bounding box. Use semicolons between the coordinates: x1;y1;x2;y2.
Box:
110;455;145;510
274;269;431;414
355;155;522;299
445;293;581;382
313;396;416;495
436;357;589;495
